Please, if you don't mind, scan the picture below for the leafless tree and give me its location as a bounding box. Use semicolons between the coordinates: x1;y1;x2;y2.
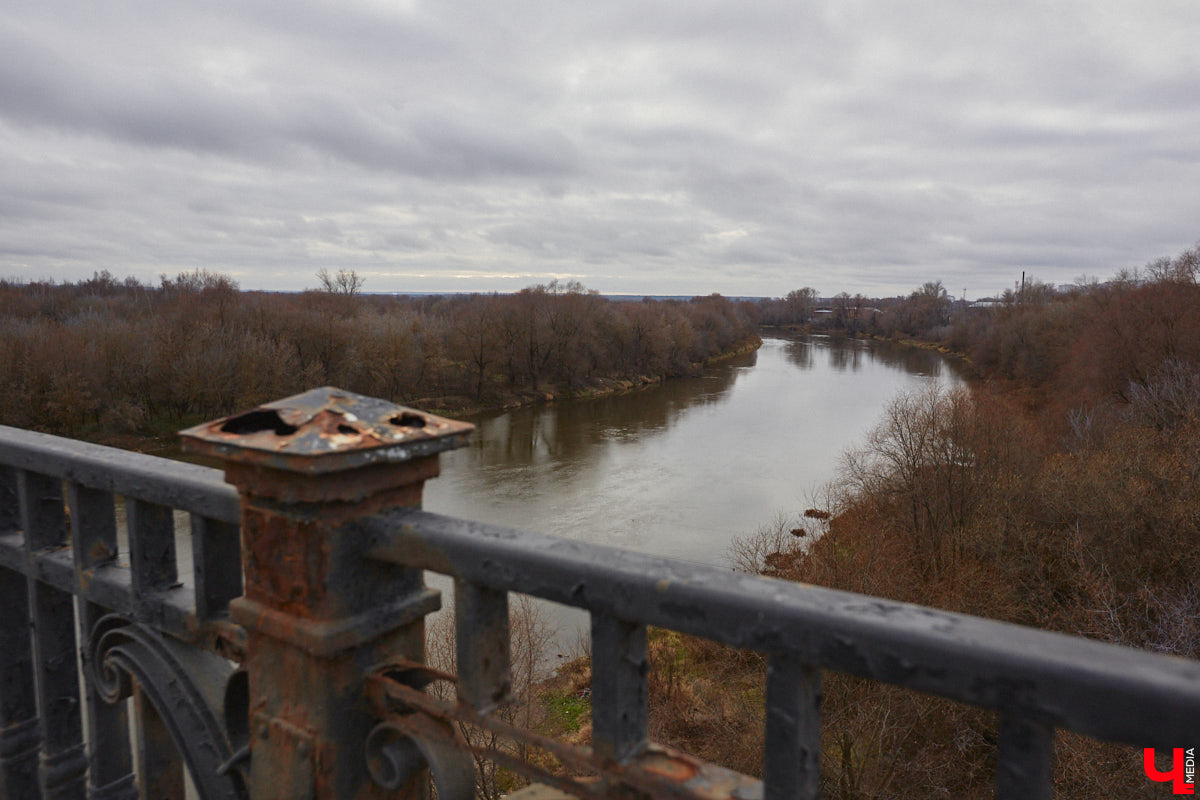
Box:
315;267;365;296
784;287;818;323
840;383;988;577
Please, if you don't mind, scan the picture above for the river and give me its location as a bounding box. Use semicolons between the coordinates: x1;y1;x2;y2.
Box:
422;333;964;652
427;334;964;566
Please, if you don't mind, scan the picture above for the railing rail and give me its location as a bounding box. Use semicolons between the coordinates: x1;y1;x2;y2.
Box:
0;425;244;647
0;423;240;522
363;507;1198;746
2;389;1198;800
363;507;1200;799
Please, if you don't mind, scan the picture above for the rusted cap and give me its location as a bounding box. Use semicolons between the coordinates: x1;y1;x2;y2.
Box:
180;387;473;474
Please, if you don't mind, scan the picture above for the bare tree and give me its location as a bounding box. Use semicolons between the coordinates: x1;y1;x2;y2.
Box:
784;287;818;324
839;383;989;578
1146;243;1200;285
315;267;365;297
449;294;499;399
728;512;799;575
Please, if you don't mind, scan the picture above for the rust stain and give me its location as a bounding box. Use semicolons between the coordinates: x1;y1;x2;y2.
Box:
367;665;763;800
241;508;329;618
226;459;433;506
180;386;473;474
636;752;700;782
88;537;113;564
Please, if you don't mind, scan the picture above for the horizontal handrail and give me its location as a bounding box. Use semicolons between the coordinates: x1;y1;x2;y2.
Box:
363;506;1200;750
0;425;238;524
0;534;206;634
0;427;245;653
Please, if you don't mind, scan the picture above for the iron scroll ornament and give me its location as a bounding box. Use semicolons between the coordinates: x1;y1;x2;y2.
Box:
89;614;248;800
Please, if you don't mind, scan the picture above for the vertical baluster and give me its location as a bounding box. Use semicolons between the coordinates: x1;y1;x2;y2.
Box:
126;499;177;601
764;654;821;800
20;471;87;799
0;468;39;796
454;581;512;712
0;465;16;532
590;613;647;763
18;471;63;551
190;515;242;620
0;563;41;800
68;483;137;800
995;712;1053;800
123;499;185;794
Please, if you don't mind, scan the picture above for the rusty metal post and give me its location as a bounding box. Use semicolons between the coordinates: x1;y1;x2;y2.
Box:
181;388;472;800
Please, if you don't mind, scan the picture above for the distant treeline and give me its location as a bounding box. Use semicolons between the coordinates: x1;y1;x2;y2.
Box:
758;244;1200;386
0;272;759;438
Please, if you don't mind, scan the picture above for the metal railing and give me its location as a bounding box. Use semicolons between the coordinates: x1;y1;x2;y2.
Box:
0;387;1197;800
0;422;244;800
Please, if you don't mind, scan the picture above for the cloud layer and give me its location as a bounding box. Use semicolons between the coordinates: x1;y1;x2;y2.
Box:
3;0;1198;296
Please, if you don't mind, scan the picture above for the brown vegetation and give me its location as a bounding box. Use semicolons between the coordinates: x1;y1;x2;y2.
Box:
662;245;1200;797
0;272;759;442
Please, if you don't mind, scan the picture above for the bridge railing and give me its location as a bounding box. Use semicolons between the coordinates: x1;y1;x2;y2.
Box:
1;386;1196;800
0;421;244;800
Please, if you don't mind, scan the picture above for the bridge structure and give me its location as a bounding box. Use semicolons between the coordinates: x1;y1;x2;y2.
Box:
0;387;1196;799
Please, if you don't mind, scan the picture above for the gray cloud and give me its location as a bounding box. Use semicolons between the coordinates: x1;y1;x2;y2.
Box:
2;0;1199;296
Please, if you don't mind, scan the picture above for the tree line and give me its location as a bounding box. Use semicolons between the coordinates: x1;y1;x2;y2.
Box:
0;271;759;439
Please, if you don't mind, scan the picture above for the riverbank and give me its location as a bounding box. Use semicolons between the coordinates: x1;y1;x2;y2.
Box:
419;334;763;418
75;334;765;459
306;333;763;420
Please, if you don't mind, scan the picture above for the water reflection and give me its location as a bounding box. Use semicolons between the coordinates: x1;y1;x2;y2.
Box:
427;334;964;567
789;335;957;377
782;338;814;370
459;355;752;476
826;337;859;372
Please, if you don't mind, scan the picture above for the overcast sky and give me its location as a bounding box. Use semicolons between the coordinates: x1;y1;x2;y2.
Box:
2;1;1198;297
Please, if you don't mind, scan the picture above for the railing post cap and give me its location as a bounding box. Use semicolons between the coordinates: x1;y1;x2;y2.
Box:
179;387;473;474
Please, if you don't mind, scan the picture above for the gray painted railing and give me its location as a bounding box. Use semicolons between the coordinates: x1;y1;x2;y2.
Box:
0;387;1197;800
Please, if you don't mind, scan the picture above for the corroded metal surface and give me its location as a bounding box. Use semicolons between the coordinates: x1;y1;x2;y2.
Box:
366;660;764;800
180;386;474;474
202;387;446;800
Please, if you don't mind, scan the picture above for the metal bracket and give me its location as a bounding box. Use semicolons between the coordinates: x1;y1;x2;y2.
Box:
89;615;247;800
365;717;475;800
365;660;763;800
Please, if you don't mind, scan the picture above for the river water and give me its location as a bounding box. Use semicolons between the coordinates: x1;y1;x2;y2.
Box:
426;334;963;567
422;334;964;651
